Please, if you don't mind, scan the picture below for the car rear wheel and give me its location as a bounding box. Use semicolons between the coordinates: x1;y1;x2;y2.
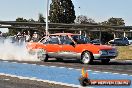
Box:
36;49;48;62
28;49;48;62
101;59;110;64
81;51;92;64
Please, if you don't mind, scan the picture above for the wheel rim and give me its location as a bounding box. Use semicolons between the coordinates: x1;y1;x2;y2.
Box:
36;49;46;61
38;54;46;61
82;52;90;64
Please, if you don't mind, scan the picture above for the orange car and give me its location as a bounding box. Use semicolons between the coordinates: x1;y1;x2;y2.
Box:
27;33;118;64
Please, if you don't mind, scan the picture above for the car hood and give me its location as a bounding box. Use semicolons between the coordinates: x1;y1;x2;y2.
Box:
96;45;114;50
83;44;114;50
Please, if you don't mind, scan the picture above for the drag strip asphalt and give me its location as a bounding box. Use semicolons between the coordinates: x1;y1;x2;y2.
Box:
0;60;132;88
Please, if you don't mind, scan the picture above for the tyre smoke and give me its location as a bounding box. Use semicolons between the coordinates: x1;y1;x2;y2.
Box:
0;38;40;61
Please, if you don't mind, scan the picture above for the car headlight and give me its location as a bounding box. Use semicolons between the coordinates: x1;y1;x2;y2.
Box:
99;50;108;55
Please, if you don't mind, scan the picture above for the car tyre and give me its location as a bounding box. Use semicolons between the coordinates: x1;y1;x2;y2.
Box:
36;49;48;62
28;49;48;62
56;58;63;62
101;59;110;64
81;51;93;64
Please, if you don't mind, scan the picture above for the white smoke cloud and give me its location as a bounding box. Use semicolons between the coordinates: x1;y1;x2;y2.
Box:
0;38;40;61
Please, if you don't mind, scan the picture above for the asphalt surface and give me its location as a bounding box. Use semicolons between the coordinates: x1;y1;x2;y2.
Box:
0;59;132;88
0;75;74;88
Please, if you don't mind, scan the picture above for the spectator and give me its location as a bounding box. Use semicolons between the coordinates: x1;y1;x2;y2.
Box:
24;31;31;42
31;32;40;42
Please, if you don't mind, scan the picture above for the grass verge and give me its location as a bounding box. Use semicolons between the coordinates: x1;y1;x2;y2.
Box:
116;46;132;60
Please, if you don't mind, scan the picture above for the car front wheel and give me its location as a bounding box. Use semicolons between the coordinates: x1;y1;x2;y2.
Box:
81;51;93;64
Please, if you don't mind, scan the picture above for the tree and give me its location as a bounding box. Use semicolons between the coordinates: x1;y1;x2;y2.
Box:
16;17;28;22
38;13;45;23
100;17;125;43
28;18;35;22
108;17;125;26
49;0;76;23
101;17;125;26
75;15;95;24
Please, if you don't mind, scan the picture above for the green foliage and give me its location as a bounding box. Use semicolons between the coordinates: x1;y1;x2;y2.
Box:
16;17;28;22
38;13;45;23
8;29;18;36
28;18;35;22
49;0;76;23
101;17;125;26
108;17;125;26
75;15;95;24
99;17;125;43
101;32;114;44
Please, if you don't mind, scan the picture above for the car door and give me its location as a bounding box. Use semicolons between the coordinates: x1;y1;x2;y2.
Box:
43;36;61;58
59;35;77;59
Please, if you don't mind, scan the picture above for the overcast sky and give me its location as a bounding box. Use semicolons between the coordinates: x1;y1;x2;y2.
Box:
0;0;132;32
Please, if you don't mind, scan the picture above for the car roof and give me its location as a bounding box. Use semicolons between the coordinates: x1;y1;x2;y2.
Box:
50;33;80;36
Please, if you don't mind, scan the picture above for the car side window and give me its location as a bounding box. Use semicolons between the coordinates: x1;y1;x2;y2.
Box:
44;36;59;44
60;36;73;45
115;39;121;42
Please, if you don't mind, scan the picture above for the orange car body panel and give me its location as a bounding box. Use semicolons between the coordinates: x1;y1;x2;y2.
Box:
27;33;117;59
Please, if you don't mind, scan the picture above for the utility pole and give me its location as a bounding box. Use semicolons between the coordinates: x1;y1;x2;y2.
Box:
78;7;82;35
46;0;49;36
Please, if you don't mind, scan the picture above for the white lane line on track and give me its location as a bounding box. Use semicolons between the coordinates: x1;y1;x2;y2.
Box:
50;66;57;68
68;68;74;70
112;73;120;75
4;79;10;81
22;63;28;64
11;62;17;63
87;70;92;71
122;74;129;76
0;78;10;81
2;61;132;77
3;61;9;62
102;72;110;74
40;65;45;67
59;67;65;69
94;71;101;73
92;73;98;74
76;69;81;71
0;73;85;88
31;64;37;66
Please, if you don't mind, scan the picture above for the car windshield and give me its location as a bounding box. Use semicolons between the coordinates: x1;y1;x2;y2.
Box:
71;35;90;44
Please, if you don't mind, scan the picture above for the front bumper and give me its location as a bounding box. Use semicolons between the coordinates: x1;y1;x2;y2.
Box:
93;52;118;60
